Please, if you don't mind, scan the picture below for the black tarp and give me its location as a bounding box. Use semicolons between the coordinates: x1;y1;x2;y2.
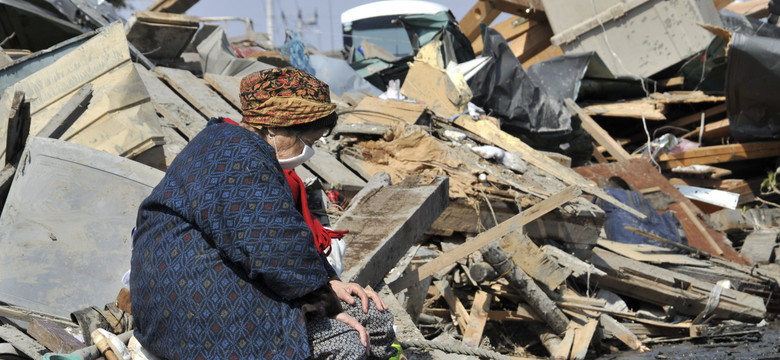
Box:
467;25;572;135
726;31;780;142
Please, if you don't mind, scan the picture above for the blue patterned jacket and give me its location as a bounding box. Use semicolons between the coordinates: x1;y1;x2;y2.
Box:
131;119;334;359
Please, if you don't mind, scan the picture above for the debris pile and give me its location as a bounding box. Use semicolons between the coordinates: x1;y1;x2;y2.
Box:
1;0;780;359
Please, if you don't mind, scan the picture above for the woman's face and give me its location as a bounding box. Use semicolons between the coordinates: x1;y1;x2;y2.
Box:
271;127;328;160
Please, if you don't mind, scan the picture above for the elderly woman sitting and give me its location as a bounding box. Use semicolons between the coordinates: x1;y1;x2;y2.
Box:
130;67;396;360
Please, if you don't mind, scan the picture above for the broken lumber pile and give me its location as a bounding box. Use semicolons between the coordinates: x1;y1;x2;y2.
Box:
2;0;780;358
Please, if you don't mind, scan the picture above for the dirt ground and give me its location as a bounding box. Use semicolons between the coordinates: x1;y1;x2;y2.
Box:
597;321;780;360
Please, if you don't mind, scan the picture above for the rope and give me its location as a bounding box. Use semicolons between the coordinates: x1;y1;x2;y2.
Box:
399;339;512;360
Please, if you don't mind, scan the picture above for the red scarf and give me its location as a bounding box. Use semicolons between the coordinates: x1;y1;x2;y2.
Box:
223;118;347;255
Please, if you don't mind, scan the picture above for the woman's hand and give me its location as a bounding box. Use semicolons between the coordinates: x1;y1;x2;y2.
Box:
334;312;369;356
329;280;388;313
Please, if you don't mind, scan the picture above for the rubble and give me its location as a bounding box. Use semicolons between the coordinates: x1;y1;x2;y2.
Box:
2;0;780;359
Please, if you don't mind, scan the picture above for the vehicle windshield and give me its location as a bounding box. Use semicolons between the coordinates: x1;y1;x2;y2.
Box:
344;15;413;58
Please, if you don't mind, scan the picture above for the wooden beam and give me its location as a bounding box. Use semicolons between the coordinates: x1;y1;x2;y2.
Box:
135;64;206;140
0;324;48;360
472;16;530;55
462;290;492;347
510;20;556;64
500;230;572;290
335;175;448;287
656;141;780;169
460;0;502;42
304;150;367;194
28;318;85;353
156;66;242;120
204;73;242;110
146;0;199;13
565;99;633;162
589;247;766;322
491;0;547;21
37;84;93;139
482;242;570;334
388;185;582;293
452;116;646;219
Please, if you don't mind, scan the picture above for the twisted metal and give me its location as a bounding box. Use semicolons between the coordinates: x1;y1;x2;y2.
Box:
399;339;512;360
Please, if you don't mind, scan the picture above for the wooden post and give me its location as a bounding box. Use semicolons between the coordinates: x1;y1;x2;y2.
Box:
481;242;569;334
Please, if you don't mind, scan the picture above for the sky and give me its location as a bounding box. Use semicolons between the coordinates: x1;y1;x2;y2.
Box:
119;0;480;52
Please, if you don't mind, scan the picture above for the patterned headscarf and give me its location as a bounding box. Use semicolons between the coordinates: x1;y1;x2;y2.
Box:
240;67;336;128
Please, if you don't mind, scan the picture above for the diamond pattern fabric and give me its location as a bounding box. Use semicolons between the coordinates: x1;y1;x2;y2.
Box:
131;118;331;359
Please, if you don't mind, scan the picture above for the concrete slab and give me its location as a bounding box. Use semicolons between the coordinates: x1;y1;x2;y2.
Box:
0;137;164;319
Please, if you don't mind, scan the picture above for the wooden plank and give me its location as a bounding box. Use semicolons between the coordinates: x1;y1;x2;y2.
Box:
37;84;92;139
725;0;770;17
460;0;502;42
462;290;492;347
0;305;76;329
204;73;242;110
135;10;199;26
28;318;85;353
551;325;575;360
146;0;199;13
583;99;666;121
565;99;632;162
334;175;448;287
596;239;711;266
589;247;766;322
574;159;747;263
599;314;648;352
156;66;242;120
570;318;598;360
135;64;206;140
657;141;780;168
681;118;730;142
340;97;426;126
500;230;572;290
453;116;646;219
304;150;367;193
388;185;582;293
0;324;48;360
434;280;470;333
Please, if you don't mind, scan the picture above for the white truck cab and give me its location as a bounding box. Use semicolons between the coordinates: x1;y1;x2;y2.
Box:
341;1;448;58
